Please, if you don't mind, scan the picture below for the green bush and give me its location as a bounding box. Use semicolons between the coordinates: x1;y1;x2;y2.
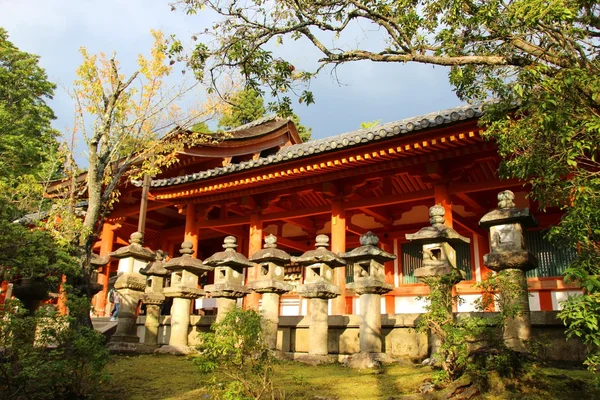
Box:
0;299;109;399
194;307;285;400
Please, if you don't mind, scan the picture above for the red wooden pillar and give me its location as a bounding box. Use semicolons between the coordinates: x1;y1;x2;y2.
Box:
57;274;68;315
434;183;453;228
93;222;116;316
382;242;396;314
331;199;347;315
246;212;263;310
476;233;495;311
0;280;9;306
184;204;199;258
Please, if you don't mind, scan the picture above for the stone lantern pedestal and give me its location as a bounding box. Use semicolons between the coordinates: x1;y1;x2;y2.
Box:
479;190;538;352
140;250;169;347
248;234;292;351
108;232;156;351
294;235;345;364
203;236;252;322
341;232;395;368
159;241;212;354
406;206;470;359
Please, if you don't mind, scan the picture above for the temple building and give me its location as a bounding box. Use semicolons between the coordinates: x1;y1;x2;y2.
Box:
86;105;578;320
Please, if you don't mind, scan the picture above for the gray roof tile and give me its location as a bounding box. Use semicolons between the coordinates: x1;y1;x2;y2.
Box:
136;104;482;188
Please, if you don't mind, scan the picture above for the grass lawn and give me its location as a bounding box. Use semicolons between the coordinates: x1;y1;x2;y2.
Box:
99;354;600;400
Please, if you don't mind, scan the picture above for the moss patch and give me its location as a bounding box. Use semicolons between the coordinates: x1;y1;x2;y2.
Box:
99;355;599;400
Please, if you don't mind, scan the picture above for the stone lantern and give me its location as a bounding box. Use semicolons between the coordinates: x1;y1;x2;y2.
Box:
203;236;252;322
479;190;538;352
341;232;395;366
406;206;469;359
293;234;345;363
162;241;213;353
108;232;155;349
139;250;169;347
248;234;293;351
405;205;470;281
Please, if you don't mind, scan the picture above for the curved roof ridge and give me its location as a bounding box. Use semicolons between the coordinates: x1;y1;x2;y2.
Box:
141;104;483;188
224;114;287;133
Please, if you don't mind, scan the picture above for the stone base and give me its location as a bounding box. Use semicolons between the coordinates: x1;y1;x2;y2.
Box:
345;352;396;369
110;334;140;344
155;345;198;355
107;341;155;354
293;353;336;365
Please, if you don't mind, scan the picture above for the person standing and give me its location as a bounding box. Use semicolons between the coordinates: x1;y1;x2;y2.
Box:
109;288;120;321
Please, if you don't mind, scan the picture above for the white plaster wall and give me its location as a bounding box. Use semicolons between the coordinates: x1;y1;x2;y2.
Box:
196;298;216;310
300;298;307;316
457;294;482;312
551;290;582;310
350;297;387;315
529;292;541;312
395;296;428;314
280;298;300;316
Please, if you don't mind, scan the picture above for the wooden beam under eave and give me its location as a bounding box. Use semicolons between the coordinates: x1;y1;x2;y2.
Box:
359;207;392;225
197;215;251;228
454;192;485;213
109;200;173;218
453;215;484;237
209;225;246;238
345;188;434;210
346;222;367;236
275;236;311;253
448;179;522;195
283;216;316;234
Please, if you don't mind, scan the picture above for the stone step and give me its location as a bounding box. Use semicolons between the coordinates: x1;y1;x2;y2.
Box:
91;317;118;336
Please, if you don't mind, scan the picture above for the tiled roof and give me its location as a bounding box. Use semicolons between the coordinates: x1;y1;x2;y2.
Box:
140;104;482;188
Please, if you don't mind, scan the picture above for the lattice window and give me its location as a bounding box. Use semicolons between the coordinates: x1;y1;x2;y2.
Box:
525;230;576;278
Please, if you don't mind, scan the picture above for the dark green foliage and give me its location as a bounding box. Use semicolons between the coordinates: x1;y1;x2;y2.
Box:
195;307;284;399
0;299;110;400
0;198;77;286
0;28;60;183
416;272;499;383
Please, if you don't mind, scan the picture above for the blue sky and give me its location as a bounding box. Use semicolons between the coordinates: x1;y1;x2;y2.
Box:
0;0;462;159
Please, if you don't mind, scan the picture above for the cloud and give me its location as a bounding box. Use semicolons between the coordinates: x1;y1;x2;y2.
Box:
0;0;461;152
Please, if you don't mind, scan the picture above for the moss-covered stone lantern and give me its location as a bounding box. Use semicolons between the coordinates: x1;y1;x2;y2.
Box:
342;232;395;366
108;232;155;350
203;236;252;322
162;241;213;353
479;190;538;352
140;250;169;347
293;234;345;363
248;234;293;350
